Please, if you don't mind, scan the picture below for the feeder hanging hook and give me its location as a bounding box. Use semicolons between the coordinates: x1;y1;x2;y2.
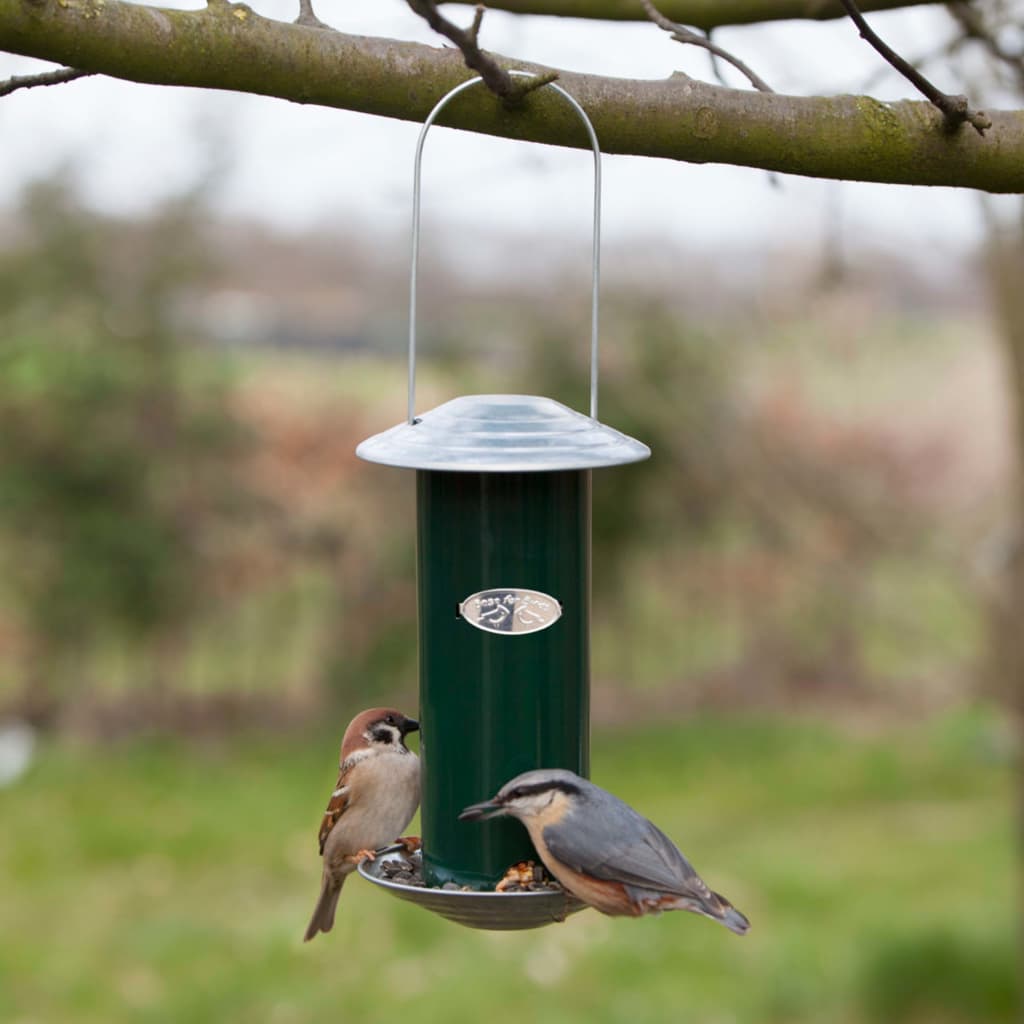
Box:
407;71;603;425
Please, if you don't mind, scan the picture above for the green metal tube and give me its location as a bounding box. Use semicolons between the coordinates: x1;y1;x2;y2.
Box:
417;469;591;889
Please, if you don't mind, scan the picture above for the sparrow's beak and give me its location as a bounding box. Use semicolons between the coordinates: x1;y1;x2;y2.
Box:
402;717;420;735
459;797;506;822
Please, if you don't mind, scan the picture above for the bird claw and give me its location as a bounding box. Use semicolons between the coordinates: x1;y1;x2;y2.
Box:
345;848;377;866
396;835;421;854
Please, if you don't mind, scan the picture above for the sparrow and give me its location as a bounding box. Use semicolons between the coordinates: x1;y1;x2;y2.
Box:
460;768;749;935
303;707;420;942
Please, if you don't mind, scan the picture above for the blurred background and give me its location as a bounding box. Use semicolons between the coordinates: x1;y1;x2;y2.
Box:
0;3;1020;1022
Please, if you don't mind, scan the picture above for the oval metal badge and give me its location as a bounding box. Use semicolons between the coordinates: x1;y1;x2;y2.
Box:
459;588;562;636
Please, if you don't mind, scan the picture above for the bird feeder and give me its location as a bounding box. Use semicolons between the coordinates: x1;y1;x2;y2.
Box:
357;73;649;930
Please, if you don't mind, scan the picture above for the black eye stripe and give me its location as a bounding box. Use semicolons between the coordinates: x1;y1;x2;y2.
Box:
508;780;580;800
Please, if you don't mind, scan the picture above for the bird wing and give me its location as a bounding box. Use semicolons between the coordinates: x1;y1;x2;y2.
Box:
542;796;714;902
317;769;352;855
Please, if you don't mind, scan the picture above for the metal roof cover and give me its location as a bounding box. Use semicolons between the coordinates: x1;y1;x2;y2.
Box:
356;394;651;472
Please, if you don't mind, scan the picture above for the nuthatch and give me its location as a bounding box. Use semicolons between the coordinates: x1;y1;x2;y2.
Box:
304;707;420;942
460;768;749;934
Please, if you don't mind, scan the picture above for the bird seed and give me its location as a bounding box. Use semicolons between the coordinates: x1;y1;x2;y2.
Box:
377;856;565;894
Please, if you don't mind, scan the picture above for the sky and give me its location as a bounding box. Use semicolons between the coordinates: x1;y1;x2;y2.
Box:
0;2;1017;260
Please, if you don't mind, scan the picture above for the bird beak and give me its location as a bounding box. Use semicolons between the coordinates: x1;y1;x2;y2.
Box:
459;798;505;822
402;717;420;735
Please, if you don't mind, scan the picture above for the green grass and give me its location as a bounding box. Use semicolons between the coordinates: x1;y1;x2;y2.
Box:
0;711;1016;1024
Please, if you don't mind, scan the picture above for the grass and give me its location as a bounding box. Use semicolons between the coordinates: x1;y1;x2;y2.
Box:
0;710;1016;1024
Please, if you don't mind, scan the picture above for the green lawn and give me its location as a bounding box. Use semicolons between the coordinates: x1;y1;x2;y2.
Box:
0;711;1016;1024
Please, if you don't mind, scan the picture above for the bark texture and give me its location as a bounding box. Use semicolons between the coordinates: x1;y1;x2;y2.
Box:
440;0;937;27
1;0;1021;191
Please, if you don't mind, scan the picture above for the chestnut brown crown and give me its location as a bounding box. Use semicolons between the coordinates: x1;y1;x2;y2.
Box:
340;707;419;760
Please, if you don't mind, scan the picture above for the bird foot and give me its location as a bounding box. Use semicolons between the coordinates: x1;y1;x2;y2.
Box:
396;835;421;854
495;860;541;892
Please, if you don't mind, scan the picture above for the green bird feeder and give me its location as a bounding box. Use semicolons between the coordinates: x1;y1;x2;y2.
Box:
357;73;649;930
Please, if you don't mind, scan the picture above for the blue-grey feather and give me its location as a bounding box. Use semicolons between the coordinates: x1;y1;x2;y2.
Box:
539;775;712;900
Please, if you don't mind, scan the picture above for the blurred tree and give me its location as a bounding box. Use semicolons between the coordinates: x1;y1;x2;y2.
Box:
523;301;742;584
0;172;249;723
982;204;1024;717
517;296;941;695
981;202;1024;978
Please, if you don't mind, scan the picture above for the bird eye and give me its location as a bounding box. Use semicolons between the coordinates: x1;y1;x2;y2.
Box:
385;714;396;725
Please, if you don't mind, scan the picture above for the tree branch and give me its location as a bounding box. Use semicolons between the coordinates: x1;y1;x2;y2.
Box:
438;0;939;28
407;1;514;97
1;0;1021;191
0;65;94;97
838;0;990;134
407;0;556;102
859;31;966;92
642;0;773;93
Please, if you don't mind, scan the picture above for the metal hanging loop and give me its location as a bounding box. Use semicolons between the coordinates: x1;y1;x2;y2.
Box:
407;71;602;425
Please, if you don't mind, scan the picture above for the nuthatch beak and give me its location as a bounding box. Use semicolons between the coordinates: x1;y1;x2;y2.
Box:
458;798;507;822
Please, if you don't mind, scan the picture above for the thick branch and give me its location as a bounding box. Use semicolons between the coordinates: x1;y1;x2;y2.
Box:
1;0;1022;191
439;0;939;28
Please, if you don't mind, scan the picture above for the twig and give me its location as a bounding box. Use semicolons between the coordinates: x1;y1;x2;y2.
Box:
837;0;991;134
647;10;777;186
406;1;556;104
0;66;94;98
642;0;773;93
702;30;733;91
859;33;966;93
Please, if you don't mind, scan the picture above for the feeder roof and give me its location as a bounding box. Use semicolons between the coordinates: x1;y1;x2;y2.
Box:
356;394;650;472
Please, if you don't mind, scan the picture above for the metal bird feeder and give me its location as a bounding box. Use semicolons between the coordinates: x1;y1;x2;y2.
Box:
357;73;649;930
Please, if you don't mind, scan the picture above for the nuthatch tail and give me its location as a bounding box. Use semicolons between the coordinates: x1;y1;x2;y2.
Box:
460;768;749;935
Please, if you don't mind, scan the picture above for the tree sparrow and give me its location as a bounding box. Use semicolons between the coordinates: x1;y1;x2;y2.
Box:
303;707;420;942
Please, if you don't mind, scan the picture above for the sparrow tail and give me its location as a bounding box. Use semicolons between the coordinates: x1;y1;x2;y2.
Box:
303;875;344;942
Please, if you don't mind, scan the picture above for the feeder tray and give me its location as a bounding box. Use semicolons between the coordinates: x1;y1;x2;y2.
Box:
359;847;588;931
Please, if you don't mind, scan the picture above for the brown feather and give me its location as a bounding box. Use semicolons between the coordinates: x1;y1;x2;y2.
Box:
303;875;345;941
548;863;640;916
317;774;351;855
